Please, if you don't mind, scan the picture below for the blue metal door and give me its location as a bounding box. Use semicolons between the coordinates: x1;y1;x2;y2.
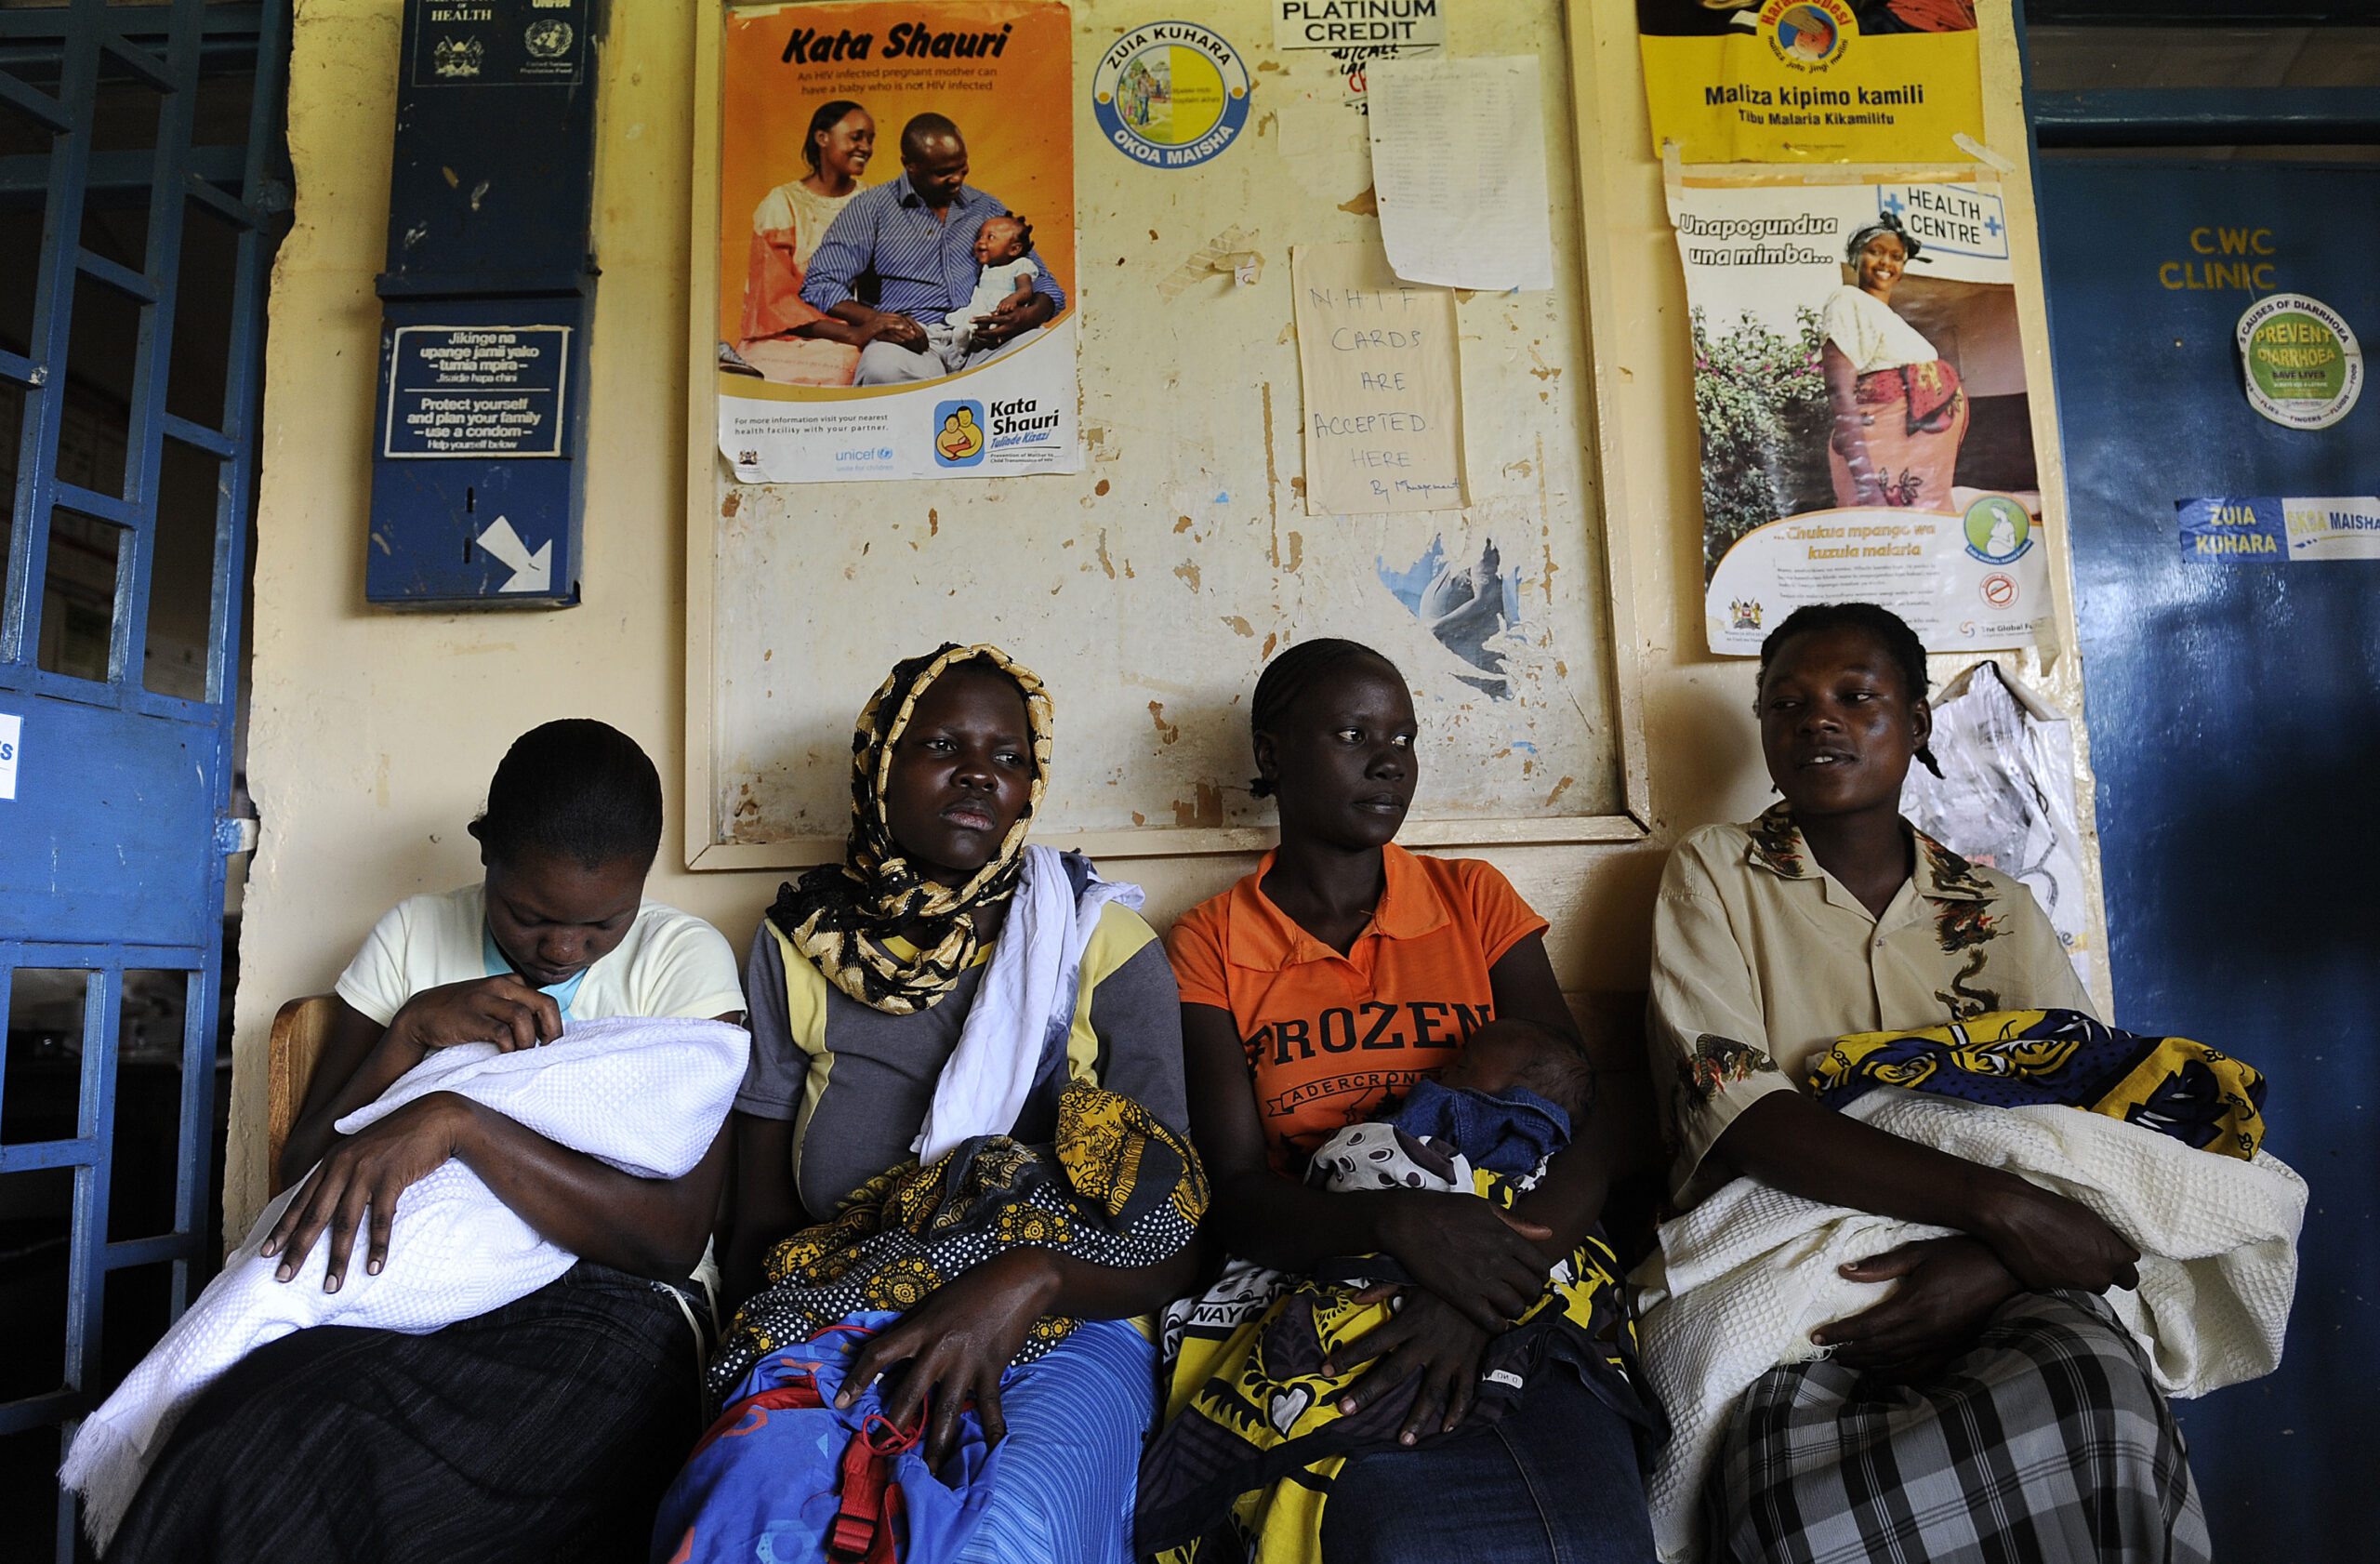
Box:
0;2;286;1556
2040;161;2378;1559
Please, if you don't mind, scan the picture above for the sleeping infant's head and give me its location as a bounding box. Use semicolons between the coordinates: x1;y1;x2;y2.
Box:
1431;1020;1594;1120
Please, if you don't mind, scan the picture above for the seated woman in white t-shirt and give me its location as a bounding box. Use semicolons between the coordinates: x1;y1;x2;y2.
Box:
107;720;747;1564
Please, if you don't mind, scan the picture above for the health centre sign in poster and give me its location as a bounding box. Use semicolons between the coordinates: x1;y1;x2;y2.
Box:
1638;0;1984;163
1676;176;2049;655
712;0;1078;483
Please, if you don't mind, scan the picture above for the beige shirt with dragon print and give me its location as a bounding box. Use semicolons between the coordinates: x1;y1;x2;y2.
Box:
1647;802;2094;1209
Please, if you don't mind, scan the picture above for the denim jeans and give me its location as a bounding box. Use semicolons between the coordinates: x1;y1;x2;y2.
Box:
1319;1367;1658;1564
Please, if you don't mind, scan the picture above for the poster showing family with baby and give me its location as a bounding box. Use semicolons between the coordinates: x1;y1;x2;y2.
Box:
712;0;1079;483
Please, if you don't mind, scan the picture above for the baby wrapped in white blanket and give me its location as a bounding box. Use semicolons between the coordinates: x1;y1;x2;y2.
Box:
63;1014;749;1549
1631;1086;2307;1562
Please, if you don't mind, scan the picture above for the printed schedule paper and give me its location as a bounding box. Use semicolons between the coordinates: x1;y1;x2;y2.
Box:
1366;56;1556;292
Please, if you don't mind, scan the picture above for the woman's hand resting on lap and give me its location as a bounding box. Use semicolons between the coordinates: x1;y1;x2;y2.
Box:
1813;1235;2019;1378
1324;1288;1493;1447
1375;1190;1554;1332
835;1248;1059;1469
1971;1177;2139;1293
263;1092;475;1291
1321;1192;1559;1450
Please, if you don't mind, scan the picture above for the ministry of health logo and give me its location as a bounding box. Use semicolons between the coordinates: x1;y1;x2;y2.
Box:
433;36;484;77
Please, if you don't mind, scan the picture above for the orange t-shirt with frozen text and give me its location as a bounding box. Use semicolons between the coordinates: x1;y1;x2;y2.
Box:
1167;845;1550;1172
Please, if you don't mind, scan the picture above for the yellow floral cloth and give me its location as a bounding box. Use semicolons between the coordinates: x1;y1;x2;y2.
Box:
707;1080;1206;1403
1136;1167;1653;1564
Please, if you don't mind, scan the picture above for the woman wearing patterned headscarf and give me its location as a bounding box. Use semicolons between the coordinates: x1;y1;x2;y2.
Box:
666;644;1200;1564
1819;209;1969;510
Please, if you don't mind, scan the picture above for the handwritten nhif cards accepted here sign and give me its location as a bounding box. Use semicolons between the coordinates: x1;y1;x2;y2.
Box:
1293;246;1467;517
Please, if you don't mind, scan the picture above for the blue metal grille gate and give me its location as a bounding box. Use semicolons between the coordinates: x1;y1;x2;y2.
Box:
0;2;286;1555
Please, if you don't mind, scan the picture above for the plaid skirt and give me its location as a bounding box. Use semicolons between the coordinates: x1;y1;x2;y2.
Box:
1704;1291;2210;1564
105;1261;707;1564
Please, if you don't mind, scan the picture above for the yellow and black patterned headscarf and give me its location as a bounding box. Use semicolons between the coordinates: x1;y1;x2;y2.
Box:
766;643;1053;1014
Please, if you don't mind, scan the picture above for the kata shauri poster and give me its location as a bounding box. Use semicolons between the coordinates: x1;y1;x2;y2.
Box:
713;0;1078;483
1638;0;1984;163
1678;177;2049;655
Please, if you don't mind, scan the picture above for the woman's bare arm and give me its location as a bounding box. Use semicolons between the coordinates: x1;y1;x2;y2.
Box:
722;1111;806;1309
791;312;879;348
1715;1090;2139;1292
279;985;565;1187
1485;934;1622;1260
1820;340;1884;502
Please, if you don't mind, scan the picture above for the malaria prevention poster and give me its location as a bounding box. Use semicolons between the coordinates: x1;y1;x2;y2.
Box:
712;0;1078;483
1676;175;2049;655
1638;0;1984;164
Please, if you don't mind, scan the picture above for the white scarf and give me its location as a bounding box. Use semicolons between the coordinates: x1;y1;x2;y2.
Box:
62;1015;749;1551
910;845;1143;1162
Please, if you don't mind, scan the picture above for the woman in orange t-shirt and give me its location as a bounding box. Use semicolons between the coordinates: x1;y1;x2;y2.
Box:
1162;639;1656;1563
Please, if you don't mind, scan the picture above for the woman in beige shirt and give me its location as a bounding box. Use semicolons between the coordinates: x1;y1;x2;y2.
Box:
1648;603;2208;1564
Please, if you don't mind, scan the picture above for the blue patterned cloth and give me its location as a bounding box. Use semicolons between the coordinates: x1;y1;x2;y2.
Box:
654;1313;1153;1564
800;175;1066;325
1806;1007;2268;1160
1388;1079;1572;1177
958;1317;1154;1564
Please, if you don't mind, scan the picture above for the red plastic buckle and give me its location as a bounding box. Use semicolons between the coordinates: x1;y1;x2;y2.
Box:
825;1403;927;1563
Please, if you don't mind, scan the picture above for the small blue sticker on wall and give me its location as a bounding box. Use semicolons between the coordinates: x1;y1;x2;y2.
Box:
932;401;986;467
2177;497;2285;562
1092;21;1252;168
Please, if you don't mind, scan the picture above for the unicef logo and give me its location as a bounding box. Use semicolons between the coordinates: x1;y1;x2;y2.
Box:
1964;495;2033;564
933;401;985;467
1092;22;1251;169
1767;2;1851;67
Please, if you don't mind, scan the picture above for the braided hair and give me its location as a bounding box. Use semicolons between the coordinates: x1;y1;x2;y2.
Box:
470;720;665;870
1754;603;1943;777
1248;638;1403;798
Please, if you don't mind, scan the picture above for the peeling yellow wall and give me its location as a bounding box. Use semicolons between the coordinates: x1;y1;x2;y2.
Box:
225;0;2107;1237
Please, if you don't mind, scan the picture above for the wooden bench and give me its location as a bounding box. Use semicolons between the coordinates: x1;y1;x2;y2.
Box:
264;994;337;1197
260;987;1667;1254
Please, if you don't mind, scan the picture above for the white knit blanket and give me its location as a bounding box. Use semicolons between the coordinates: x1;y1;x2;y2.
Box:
1632;1088;2307;1563
62;1014;749;1550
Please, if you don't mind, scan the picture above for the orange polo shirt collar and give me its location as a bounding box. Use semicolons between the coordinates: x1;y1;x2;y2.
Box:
1223;844;1452;970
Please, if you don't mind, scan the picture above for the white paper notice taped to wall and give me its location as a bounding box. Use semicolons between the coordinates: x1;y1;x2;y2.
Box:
1292;241;1467;516
1365;56;1555;292
0;712;20;801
